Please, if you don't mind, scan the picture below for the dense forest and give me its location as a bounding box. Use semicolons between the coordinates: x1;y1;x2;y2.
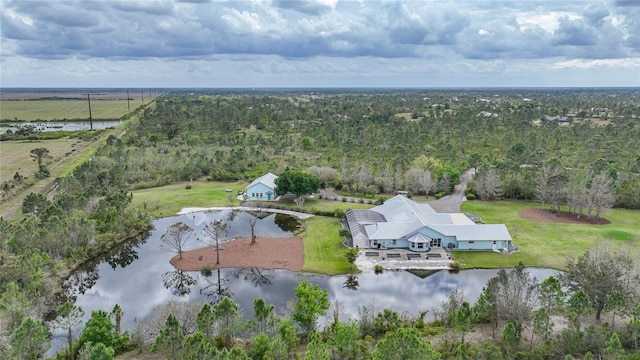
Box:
117;89;640;208
1;88;639;359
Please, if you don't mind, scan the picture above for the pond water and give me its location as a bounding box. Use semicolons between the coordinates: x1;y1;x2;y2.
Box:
0;120;122;134
52;210;557;353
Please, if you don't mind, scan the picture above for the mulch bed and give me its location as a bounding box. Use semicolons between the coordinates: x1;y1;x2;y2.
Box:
170;236;304;272
520;208;611;225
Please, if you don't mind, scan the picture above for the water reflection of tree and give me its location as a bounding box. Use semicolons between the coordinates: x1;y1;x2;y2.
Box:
274;213;300;233
162;270;197;296
233;268;273;287
62;230;150;300
106;230;150;269
343;274;359;291
200;268;233;305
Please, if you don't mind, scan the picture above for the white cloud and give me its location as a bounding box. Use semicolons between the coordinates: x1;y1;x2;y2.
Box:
553;58;640;69
0;0;638;87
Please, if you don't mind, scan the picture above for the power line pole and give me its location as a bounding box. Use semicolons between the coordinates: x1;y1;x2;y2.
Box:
127;89;130;112
84;93;93;130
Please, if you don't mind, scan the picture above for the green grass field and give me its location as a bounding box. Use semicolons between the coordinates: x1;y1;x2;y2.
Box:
454;201;640;270
300;216;353;275
1;100;136;121
130;181;246;217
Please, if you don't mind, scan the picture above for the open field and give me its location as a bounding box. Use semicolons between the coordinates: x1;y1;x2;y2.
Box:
0;100;138;121
0;138;93;184
0;119;135;219
454;200;640;270
130;180;247;217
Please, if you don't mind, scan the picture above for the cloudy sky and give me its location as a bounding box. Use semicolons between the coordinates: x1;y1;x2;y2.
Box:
1;0;639;88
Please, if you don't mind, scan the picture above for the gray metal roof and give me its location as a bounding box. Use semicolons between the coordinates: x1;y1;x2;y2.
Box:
346;195;512;245
430;224;512;241
246;172;278;190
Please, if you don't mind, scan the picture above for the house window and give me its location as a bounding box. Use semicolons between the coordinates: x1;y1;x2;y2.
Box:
373;240;378;246
392;240;396;245
469;241;475;244
493;241;496;245
417;243;424;248
260;193;263;198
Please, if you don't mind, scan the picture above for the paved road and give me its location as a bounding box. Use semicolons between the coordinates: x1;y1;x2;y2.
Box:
427;168;475;213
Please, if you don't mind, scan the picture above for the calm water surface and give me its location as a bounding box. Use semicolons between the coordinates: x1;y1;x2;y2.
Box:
1;120;122;133
52;210;556;353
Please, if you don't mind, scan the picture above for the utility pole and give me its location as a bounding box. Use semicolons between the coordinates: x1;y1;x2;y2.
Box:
84;93;93;130
127;89;130;111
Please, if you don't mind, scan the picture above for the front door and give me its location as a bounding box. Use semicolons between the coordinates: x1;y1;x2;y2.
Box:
267;192;272;200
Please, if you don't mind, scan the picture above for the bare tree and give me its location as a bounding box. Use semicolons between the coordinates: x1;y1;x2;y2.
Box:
236;204;267;245
307;166;340;188
375;164;395;193
405;167;434;196
535;163;554;210
202;219;228;264
486;263;539;341
160;222;194;260
419;169;434;196
586;171;615;219
473;167;503;200
405;167;422;195
134;301;202;344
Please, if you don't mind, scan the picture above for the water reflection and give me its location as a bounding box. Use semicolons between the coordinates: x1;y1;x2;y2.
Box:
343;274;359;291
54;210;557;354
162;270;197;296
200;268;233;305
0;120;123;134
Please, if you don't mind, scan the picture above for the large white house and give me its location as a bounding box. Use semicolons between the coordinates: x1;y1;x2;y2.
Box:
245;173;278;201
346;195;513;252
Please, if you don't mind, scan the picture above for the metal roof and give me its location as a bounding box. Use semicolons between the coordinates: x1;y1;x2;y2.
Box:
430;224;512;241
245;172;278;190
346;195;512;244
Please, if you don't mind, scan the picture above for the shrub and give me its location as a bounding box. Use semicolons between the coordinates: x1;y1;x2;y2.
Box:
201;265;212;277
333;208;346;219
449;261;460;271
185;184;192;190
466;193;476;200
435;192;445;199
374;264;384;274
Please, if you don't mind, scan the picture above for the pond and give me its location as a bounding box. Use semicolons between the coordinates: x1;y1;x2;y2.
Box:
0;120;122;134
52;210;557;353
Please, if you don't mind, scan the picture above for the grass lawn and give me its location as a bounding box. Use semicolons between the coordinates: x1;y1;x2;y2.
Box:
1;100;134;121
130;180;247;217
454;201;640;270
300;216;353;275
